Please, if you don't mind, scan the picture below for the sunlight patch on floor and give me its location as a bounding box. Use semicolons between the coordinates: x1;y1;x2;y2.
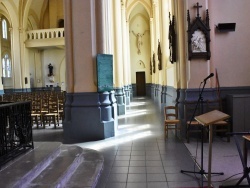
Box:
76;130;152;150
115;124;151;136
128;102;146;107
118;109;149;119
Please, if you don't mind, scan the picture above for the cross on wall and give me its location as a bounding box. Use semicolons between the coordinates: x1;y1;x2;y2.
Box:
194;2;202;18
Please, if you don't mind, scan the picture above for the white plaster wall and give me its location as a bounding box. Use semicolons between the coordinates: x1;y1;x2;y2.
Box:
129;13;151;84
210;0;250;87
186;0;250;88
42;49;65;87
29;50;36;88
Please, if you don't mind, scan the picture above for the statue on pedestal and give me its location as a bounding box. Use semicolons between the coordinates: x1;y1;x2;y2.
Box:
48;63;54;77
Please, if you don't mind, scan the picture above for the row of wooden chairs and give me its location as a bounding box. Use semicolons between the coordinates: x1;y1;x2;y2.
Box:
0;91;66;128
31;95;64;128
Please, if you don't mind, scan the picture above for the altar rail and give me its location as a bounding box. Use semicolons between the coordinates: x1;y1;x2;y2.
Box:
26;28;64;40
0;101;34;168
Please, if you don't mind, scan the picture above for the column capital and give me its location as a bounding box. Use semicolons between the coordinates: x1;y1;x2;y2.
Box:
153;0;158;6
18;27;25;33
121;0;125;6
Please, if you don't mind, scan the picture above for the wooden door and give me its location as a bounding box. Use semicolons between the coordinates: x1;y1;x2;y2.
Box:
136;72;146;96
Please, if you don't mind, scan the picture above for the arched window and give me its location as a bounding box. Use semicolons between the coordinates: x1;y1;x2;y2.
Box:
2;19;7;39
2;54;11;77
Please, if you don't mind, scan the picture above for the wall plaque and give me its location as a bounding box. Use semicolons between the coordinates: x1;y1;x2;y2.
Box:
97;54;113;92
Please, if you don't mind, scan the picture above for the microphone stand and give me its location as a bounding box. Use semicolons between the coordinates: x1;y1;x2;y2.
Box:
181;79;224;187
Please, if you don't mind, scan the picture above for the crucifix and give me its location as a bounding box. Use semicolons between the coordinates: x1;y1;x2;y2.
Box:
131;30;148;55
194;2;202;17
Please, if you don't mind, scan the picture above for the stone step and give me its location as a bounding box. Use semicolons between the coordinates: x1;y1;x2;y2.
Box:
0;142;104;188
65;149;104;188
0;142;62;188
26;145;84;188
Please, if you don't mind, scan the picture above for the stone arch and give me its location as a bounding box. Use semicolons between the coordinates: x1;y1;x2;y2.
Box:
126;0;152;21
137;60;146;69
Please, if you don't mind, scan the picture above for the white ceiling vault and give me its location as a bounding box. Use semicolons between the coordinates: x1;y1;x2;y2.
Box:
125;0;153;21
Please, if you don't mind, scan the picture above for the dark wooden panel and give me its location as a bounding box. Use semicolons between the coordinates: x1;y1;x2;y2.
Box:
136;72;146;96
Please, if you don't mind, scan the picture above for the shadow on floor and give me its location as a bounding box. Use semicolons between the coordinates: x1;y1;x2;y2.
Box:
32;126;64;142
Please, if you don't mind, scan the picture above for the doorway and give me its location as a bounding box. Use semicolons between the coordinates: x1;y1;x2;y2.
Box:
136;72;146;96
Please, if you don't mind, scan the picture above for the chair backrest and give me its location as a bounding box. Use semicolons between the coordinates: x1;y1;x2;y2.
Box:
205;100;221;112
164;106;178;120
31;98;42;114
184;101;204;121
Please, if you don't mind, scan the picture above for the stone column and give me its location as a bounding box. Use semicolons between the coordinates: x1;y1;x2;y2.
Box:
103;0;113;54
160;0;169;106
113;0;125;115
153;2;160;86
0;18;3;94
176;0;187;138
102;0;118;133
121;3;130;105
150;18;155;99
11;26;22;91
63;0;115;143
126;21;133;101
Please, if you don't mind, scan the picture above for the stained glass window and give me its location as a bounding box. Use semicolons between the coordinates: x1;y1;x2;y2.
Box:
2;54;11;77
2;19;7;39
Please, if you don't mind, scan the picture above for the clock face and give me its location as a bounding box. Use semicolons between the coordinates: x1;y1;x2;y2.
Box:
191;30;206;53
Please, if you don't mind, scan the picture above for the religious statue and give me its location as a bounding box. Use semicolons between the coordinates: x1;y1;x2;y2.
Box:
191;30;206;52
157;40;162;70
153;53;156;73
132;30;148;55
48;63;54;76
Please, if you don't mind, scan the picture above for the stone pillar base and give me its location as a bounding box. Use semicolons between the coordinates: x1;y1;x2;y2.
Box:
115;87;125;115
63;92;116;144
124;85;130;105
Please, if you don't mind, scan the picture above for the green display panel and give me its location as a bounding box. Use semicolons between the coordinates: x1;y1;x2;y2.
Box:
96;54;113;92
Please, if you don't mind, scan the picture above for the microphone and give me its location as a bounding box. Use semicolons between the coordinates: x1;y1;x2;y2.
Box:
203;73;214;82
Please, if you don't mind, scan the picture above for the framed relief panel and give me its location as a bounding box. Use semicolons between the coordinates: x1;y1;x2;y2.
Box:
187;3;211;60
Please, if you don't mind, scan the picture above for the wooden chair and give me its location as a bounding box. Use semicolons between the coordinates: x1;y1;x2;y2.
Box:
57;96;65;123
42;95;59;128
205;100;230;142
185;101;207;143
185;100;230;143
31;98;43;128
164;106;180;138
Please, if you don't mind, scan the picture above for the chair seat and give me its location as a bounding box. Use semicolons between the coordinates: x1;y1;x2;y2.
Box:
187;120;200;125
31;113;41;116
45;113;57;116
165;119;180;124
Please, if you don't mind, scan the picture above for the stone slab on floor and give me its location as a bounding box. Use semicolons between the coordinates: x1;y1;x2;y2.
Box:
0;142;104;188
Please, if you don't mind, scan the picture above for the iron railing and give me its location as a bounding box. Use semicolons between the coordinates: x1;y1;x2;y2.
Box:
0;101;33;168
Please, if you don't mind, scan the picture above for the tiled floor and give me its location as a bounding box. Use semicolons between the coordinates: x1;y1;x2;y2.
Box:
76;97;209;188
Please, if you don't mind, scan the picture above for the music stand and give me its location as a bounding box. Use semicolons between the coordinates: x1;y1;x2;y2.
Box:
196;110;230;187
181;110;229;187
